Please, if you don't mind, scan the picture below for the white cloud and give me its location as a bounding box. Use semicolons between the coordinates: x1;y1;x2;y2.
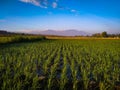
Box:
70;9;80;16
71;9;77;13
19;0;47;8
19;0;59;9
19;0;80;16
20;0;40;6
52;2;57;8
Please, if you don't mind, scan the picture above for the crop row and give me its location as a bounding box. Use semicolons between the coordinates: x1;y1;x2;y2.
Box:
0;39;120;90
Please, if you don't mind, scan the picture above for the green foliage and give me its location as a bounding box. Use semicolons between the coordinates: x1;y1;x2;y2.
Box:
101;31;108;37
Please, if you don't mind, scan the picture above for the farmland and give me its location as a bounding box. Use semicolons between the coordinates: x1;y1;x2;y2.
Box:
0;36;45;44
0;39;120;90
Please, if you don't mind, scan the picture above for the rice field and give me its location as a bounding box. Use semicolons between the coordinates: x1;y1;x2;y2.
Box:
0;39;120;90
0;36;45;44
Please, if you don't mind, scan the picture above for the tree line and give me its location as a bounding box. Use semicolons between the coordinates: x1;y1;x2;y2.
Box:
92;31;120;38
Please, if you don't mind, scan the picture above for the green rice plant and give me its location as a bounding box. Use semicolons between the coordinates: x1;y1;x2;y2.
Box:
60;53;68;90
70;58;78;90
47;53;60;89
0;39;120;90
32;76;41;89
60;65;68;90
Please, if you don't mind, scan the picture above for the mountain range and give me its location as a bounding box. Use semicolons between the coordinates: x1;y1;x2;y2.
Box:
29;30;91;36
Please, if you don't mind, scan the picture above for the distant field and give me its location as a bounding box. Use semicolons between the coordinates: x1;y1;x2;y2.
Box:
46;36;120;39
0;35;119;44
0;39;120;90
0;36;45;44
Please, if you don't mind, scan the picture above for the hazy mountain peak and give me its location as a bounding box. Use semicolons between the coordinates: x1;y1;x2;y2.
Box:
30;30;91;36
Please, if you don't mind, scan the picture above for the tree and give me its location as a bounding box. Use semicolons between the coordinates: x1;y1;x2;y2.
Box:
101;31;108;37
92;33;101;37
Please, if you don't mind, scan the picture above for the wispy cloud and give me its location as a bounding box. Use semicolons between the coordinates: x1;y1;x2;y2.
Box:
52;2;57;8
71;9;77;13
20;0;40;6
19;0;59;9
70;9;80;16
19;0;79;16
19;0;47;8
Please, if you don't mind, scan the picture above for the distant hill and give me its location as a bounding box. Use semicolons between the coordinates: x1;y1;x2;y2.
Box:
0;30;32;36
0;30;9;34
30;30;91;36
0;30;91;36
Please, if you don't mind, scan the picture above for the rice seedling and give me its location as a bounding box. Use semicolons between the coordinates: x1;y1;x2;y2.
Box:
0;39;120;90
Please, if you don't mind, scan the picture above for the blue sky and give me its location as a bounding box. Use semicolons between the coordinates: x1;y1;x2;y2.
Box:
0;0;120;33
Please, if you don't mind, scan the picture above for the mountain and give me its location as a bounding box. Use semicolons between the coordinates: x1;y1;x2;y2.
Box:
0;30;15;36
0;30;9;34
0;30;34;36
30;30;91;36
